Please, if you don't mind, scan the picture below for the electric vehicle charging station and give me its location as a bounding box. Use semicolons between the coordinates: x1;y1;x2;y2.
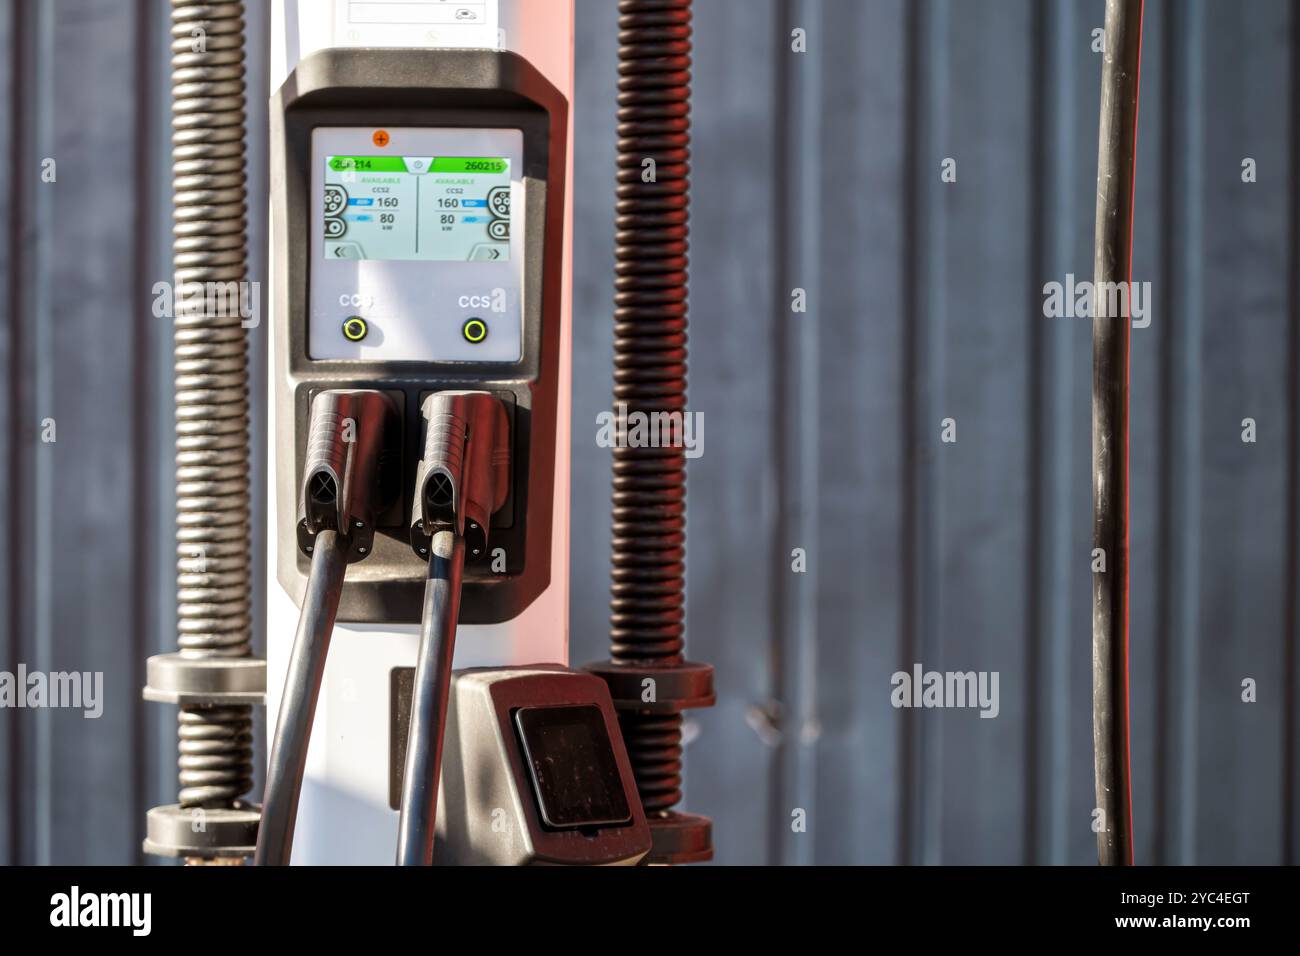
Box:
142;0;707;867
257;0;649;865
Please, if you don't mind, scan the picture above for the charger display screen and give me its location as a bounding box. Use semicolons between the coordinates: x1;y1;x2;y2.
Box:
309;126;524;362
322;155;512;262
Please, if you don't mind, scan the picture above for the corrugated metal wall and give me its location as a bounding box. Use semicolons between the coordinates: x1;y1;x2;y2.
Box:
3;0;1298;865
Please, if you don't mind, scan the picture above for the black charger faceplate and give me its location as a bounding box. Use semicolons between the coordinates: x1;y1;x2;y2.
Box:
270;48;568;625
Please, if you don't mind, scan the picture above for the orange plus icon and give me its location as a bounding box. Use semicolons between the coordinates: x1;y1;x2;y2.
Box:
372;129;390;147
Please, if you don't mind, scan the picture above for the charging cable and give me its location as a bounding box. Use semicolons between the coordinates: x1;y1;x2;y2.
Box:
1092;0;1143;867
256;389;397;866
395;529;464;866
397;391;509;865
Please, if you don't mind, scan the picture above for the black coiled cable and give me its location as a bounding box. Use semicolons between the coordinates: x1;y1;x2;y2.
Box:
610;0;693;815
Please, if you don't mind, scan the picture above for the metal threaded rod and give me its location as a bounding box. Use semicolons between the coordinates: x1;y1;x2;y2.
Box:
622;711;683;812
170;0;254;814
607;0;702;835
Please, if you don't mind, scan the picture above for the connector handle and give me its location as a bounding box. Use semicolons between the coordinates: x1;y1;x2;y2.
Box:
410;391;510;557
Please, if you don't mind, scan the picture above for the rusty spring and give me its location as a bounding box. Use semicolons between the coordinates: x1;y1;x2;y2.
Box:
610;0;693;814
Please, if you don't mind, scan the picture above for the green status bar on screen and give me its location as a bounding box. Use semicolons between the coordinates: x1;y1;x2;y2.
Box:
327;156;509;174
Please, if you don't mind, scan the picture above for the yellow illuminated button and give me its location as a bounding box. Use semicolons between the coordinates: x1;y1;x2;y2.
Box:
342;316;368;342
462;318;488;344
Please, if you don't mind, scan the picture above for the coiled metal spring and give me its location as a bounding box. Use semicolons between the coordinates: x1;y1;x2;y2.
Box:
622;711;684;813
610;0;692;664
170;0;253;810
178;706;254;807
610;0;693;814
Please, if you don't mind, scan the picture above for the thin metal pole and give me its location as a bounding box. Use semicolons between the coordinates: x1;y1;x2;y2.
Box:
1091;0;1144;867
